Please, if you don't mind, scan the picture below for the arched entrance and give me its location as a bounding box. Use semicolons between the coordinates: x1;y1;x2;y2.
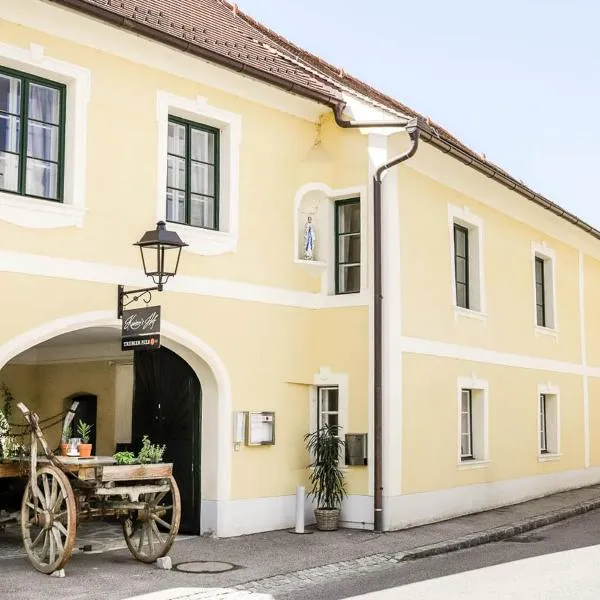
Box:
0;311;232;537
132;346;201;534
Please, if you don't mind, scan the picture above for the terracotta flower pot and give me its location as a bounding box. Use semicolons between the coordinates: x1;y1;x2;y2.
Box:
60;443;69;456
78;443;92;458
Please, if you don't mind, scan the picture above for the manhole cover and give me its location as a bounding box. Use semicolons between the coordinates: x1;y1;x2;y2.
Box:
174;561;239;573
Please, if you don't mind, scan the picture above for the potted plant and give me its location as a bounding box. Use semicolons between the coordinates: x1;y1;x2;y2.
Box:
60;424;71;456
137;435;166;464
76;419;93;458
304;423;347;531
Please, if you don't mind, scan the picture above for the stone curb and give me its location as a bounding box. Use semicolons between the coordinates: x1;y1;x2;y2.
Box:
398;497;600;561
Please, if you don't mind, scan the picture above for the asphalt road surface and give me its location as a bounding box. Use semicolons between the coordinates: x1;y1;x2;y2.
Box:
277;510;600;600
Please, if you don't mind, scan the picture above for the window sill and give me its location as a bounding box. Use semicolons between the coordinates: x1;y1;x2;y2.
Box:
457;459;489;471
535;326;558;339
0;191;85;229
538;453;561;462
454;306;487;322
168;222;237;256
294;258;327;276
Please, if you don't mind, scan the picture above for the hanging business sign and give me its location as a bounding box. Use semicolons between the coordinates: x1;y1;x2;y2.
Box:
121;306;161;351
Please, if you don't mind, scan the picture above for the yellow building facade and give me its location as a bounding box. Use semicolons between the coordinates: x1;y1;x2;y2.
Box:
1;0;599;536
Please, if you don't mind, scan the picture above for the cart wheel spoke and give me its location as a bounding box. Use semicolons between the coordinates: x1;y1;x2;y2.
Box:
48;531;56;565
51;527;64;554
151;514;172;531
50;475;58;509
30;528;45;549
40;530;50;561
42;474;51;508
137;524;144;553
34;487;46;509
151;491;168;507
146;522;155;555
26;501;44;514
150;520;164;545
54;521;68;537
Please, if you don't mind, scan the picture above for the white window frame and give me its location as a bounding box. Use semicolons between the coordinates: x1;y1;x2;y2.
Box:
456;375;489;469
0;42;90;228
292;182;368;304
537;383;560;460
449;204;486;320
156;91;241;256
532;242;558;336
309;368;349;467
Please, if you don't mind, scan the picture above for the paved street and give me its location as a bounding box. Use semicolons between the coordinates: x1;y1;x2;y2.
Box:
3;488;600;600
279;512;600;600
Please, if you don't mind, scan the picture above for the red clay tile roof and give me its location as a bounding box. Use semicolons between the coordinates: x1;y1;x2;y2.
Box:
46;0;600;239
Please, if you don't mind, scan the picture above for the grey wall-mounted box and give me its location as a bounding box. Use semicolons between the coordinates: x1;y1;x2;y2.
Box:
345;433;368;465
246;411;275;446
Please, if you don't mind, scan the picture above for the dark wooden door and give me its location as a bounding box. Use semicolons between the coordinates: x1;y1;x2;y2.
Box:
69;394;97;449
132;346;201;534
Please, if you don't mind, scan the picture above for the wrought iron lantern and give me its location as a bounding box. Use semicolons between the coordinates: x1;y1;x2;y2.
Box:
117;221;188;318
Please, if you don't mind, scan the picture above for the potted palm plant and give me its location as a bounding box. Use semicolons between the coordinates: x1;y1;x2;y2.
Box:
304;423;347;531
76;419;93;458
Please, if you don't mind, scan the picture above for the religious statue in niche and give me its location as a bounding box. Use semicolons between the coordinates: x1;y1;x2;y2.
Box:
303;215;316;260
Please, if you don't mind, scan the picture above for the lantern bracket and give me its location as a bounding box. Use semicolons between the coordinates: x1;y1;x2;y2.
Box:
117;284;161;319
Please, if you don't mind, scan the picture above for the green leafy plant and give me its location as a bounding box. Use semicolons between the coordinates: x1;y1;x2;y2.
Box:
137;435;166;464
76;420;93;444
113;451;136;465
1;383;15;421
61;424;72;444
304;423;347;510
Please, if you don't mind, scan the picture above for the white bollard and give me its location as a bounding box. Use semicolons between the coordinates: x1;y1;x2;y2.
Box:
295;485;305;533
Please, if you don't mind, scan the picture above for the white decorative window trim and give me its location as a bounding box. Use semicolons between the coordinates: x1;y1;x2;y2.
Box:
309;367;350;468
456;375;489;465
293;182;368;297
0;42;90;228
457;459;490;471
156;91;241;255
449;204;486;318
537;382;560;458
532;241;558;335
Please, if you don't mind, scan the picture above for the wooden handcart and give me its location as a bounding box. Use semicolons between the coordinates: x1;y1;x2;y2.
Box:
0;402;180;574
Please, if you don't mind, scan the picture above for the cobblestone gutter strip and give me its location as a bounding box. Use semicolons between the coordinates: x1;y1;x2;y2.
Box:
399;497;600;561
234;497;600;596
235;554;401;595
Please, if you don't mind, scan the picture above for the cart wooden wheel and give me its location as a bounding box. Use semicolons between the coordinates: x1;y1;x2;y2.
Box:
21;465;77;574
122;475;181;563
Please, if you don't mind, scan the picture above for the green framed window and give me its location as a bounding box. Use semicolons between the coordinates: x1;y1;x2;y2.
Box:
535;256;546;327
335;198;361;294
454;224;469;309
460;389;473;460
166;116;219;230
539;393;548;454
0;66;66;202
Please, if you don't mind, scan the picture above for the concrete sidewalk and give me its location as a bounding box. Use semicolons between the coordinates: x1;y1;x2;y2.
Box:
130;483;600;598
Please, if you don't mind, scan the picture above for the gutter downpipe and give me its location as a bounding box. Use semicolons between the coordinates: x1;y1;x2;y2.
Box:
333;104;420;532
